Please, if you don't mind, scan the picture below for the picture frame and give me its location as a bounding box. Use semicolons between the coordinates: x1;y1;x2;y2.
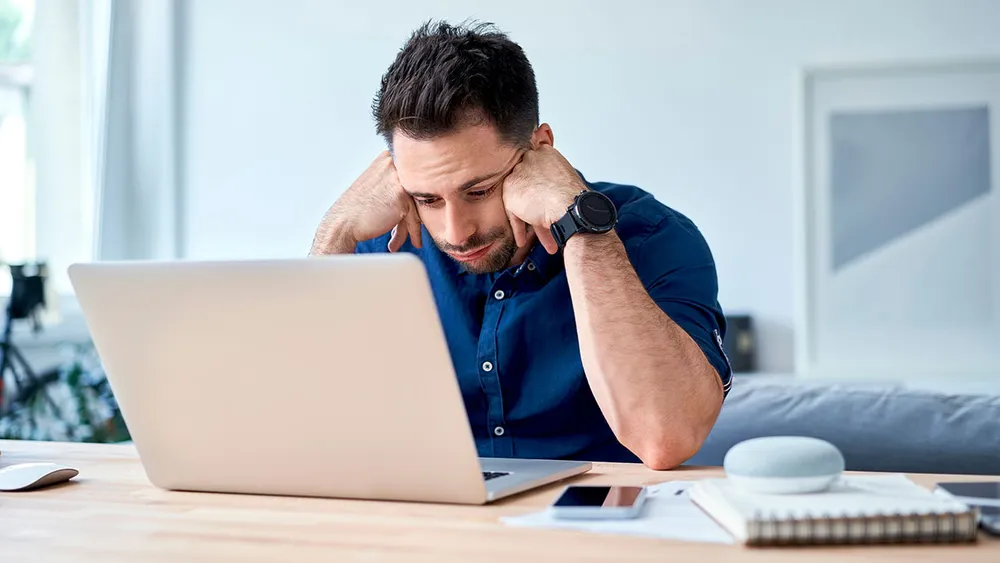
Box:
794;58;1000;380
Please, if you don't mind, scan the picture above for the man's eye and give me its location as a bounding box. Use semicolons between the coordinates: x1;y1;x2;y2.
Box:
416;198;439;206
468;186;496;199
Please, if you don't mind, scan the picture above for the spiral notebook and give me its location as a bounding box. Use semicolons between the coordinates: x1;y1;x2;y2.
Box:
690;474;979;546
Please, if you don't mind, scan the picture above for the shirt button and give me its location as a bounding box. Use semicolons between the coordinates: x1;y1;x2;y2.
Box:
482;361;493;372
494;426;505;436
494;290;505;300
527;262;536;271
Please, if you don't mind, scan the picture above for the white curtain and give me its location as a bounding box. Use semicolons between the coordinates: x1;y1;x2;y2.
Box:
84;0;181;263
81;0;130;262
81;0;110;262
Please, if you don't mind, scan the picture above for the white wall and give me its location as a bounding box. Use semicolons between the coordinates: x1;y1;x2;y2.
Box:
177;0;1000;372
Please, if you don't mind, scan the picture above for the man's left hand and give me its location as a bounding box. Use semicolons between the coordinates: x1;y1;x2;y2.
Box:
502;145;587;254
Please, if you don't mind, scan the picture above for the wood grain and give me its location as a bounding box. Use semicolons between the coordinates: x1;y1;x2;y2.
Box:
0;439;996;562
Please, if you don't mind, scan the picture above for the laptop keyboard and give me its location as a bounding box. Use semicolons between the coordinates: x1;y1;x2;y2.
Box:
482;471;510;481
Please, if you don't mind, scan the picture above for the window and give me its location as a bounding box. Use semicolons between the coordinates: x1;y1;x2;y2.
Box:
0;0;34;296
1;0;97;304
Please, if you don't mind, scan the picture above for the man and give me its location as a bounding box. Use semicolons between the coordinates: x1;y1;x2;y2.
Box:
310;21;731;470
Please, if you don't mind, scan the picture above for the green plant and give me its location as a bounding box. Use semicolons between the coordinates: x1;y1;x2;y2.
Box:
0;0;32;63
0;341;129;442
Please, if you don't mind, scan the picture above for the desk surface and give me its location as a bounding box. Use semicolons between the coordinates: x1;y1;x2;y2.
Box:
1;439;997;562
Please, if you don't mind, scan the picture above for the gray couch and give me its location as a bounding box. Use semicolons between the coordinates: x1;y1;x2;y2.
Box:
685;376;1000;476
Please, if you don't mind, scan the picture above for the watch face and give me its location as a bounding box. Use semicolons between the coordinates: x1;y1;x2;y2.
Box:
576;191;616;230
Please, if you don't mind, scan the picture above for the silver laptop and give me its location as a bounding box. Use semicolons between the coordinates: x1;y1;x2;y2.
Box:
68;254;590;504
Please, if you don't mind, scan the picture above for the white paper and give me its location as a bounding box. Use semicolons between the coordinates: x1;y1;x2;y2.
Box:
500;481;734;544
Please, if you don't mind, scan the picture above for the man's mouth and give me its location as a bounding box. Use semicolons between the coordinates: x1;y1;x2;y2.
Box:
449;241;495;262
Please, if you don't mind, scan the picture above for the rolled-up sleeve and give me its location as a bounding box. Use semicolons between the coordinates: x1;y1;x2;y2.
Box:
628;213;733;397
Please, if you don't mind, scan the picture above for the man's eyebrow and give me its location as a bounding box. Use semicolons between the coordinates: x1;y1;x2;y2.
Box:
405;190;439;199
457;169;506;191
403;168;508;199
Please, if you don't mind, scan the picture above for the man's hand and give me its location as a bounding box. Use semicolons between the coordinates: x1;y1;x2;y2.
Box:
309;151;422;255
501;145;586;254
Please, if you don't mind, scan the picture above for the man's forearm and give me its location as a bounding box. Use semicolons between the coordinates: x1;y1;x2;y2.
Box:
563;230;724;469
309;213;357;255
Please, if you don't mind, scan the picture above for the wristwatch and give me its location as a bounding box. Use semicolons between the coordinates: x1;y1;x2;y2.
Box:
550;190;618;249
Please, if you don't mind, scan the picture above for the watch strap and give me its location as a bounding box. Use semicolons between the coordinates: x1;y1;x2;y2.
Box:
550;209;580;249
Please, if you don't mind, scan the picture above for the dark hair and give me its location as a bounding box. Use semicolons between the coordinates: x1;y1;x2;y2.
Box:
372;20;539;148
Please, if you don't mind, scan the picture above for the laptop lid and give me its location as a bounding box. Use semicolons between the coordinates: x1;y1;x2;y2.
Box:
68;255;490;503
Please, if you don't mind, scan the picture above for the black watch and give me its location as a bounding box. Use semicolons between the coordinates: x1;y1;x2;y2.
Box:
550;190;618;249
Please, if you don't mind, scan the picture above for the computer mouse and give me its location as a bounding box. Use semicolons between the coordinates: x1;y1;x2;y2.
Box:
723;436;844;494
0;462;79;492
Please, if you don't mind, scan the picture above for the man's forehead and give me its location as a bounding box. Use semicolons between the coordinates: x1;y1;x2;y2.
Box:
392;132;518;195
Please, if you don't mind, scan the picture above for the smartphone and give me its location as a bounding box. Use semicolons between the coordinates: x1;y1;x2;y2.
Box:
549;485;648;520
935;481;1000;537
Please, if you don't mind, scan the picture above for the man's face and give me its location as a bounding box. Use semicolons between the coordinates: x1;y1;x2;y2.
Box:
391;122;524;274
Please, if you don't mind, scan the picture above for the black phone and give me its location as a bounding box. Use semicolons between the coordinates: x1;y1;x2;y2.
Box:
936;481;1000;537
978;506;1000;537
549;485;648;519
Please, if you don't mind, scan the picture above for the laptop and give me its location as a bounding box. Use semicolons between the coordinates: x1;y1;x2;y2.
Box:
67;254;591;504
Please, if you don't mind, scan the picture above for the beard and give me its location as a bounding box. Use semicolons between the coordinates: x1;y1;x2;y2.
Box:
434;226;519;274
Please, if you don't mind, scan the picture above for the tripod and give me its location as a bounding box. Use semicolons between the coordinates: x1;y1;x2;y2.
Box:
0;263;61;418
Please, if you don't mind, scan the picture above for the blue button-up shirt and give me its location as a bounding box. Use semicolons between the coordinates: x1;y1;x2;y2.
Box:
355;176;732;463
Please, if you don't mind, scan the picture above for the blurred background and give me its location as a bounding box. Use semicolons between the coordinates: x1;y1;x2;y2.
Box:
0;1;998;457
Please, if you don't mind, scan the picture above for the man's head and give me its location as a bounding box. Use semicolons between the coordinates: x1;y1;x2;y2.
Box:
373;20;552;274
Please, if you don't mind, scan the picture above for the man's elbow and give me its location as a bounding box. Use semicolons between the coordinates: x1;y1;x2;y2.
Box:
627;429;704;471
617;368;724;470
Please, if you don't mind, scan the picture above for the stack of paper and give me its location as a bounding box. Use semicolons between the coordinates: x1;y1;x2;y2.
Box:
500;481;734;544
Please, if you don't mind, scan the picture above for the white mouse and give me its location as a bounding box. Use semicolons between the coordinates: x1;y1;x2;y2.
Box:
0;462;79;492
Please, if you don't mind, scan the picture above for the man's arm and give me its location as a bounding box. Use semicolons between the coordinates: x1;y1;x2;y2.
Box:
563;229;726;470
308;151;422;257
498;143;728;469
310;214;358;255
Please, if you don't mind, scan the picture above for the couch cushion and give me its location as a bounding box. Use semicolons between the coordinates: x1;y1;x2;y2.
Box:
686;377;1000;475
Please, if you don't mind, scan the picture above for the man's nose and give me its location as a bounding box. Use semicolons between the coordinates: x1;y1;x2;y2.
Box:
444;205;476;248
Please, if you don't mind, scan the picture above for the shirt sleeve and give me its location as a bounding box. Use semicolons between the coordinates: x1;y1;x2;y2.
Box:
353;232;392;254
628;212;733;397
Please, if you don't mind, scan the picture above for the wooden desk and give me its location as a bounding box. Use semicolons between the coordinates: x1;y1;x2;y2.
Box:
1;440;997;562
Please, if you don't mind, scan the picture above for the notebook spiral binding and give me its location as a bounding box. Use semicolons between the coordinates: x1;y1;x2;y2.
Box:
746;506;978;546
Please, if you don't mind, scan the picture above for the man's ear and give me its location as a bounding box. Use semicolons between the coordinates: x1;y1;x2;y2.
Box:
531;123;554;148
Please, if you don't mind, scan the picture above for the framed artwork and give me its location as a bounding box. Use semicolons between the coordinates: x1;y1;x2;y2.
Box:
796;59;1000;379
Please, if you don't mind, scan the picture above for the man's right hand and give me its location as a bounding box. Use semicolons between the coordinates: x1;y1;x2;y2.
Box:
309;151;423;255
